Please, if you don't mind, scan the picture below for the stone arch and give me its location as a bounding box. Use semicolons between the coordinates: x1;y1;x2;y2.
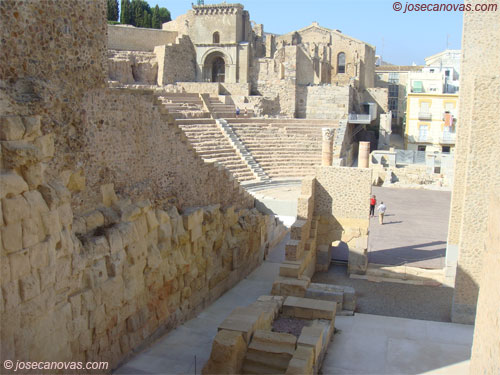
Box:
202;51;229;82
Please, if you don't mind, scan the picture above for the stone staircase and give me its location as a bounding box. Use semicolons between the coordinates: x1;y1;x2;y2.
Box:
217;119;271;183
156;93;210;119
226;118;339;179
242;330;296;374
207;96;255;119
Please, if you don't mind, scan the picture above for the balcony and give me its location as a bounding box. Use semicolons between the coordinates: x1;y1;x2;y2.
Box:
418;111;432;120
439;132;456;144
348;113;372;124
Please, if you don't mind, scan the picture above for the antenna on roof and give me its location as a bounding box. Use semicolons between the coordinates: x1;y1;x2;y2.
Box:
197;0;204;5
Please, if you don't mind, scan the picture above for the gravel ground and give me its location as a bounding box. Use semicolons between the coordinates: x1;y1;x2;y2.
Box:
272;316;309;337
312;264;454;322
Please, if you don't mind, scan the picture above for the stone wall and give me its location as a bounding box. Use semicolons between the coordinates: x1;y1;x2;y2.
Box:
0;1;284;370
448;0;500;324
108;50;158;85
0;115;274;367
313;166;372;274
155;36;196;85
469;190;500;373
77;88;253;214
108;24;177;52
296;85;350;119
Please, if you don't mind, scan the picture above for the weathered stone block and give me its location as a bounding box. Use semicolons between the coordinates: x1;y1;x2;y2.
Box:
67;169;86;192
29;240;49;270
0;116;25;140
83;210;105;232
2;222;23;253
19;273;41;301
2;195;30;225
21;162;45;189
202;330;247;375
286;346;314;375
271;277;309;297
1;140;41;167
297;325;324;362
34;134;55;160
22;216;45;248
101;183;118;207
0;171;29;199
22;116;42;140
283;296;336;320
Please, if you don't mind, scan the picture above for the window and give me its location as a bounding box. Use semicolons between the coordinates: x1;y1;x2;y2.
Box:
430;69;435;73
213;32;220;44
389;98;398;111
388;72;399;83
388;84;399;98
445;70;450;77
420;102;430;112
442;146;451;153
419;125;429;141
418;145;426;152
337;52;346;74
412;81;423;93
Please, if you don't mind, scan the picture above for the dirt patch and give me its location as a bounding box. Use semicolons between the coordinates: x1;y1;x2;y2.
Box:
272;316;310;337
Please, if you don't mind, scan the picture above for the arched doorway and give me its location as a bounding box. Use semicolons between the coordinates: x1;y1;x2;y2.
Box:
212;56;225;82
203;52;227;83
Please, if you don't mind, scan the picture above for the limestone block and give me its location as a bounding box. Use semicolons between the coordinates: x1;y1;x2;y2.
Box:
286;346;314;375
41;209;62;240
101;276;124;309
134;215;148;238
2;195;30;225
271;277;309;297
147;244;162;269
33;134;55;160
101;183;118;207
0;116;25;140
9;249;31;280
297;326;324;362
22;216;44;248
315;244;331;272
158;222;172;242
202;330;247;375
83;210;105;232
285;239;302;261
38;265;56;292
21;162;45;189
145;209;159;232
347;245;368;275
121;204;142;222
67;169;85;192
2;280;21;309
106;226;124;254
22;116;42;140
283;296;336;320
19;273;41;302
58;203;73;229
23;190;49;215
117;222;139;248
106;249;126;277
0;171;29;199
1;140;41;167
245;330;297;371
29;240;49;270
85;235;110;260
2;222;23;253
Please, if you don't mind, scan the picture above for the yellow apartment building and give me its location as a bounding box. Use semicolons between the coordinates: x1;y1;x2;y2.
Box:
405;93;458;153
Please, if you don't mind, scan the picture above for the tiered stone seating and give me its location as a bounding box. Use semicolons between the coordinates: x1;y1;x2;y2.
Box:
157;93;210;119
227;118;339;179
208;96;255;118
176;118;256;182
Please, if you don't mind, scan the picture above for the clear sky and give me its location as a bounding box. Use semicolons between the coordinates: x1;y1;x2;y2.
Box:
143;0;464;65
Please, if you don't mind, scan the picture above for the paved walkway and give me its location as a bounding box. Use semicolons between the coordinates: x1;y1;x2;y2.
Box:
368;186;451;269
115;236;472;375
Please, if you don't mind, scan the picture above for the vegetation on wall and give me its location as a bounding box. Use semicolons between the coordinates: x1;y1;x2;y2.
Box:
115;0;171;29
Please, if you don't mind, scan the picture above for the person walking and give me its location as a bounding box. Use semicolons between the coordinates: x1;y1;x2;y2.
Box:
369;195;376;217
377;201;387;224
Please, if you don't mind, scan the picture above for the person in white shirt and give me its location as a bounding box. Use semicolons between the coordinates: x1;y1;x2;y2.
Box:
377;202;387;224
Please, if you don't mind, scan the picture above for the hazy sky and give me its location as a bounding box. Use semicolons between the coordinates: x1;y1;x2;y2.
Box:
144;0;464;65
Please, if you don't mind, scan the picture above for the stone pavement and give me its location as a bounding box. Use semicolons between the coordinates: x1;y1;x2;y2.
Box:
368;186;451;269
322;313;473;374
114;236;472;375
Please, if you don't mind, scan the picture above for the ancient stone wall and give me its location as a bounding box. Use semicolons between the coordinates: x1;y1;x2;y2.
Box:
108;50;158;85
0;115;273;367
469;190;500;373
77;88;253;214
296;85;350;119
108;24;178;52
313;166;372;274
155;36;197;85
0;1;283;369
448;0;500;324
0;0;107;180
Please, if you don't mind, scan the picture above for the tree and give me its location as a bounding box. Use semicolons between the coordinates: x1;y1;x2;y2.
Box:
142;10;151;28
152;5;161;29
120;0;131;24
107;0;119;21
158;7;171;23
